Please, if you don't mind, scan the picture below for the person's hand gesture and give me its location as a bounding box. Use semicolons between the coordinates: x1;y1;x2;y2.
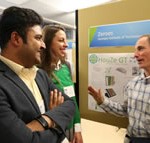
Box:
49;89;64;109
88;86;104;105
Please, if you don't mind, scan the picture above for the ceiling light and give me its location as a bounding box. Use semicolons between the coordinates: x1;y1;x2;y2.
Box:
38;0;113;13
6;0;30;5
57;0;112;12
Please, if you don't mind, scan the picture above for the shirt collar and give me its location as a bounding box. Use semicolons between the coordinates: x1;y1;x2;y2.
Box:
0;55;38;79
138;71;150;84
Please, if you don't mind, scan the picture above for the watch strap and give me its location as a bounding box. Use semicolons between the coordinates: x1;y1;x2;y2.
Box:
36;115;49;130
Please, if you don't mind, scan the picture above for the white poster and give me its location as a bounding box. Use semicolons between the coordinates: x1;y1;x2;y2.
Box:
88;53;140;112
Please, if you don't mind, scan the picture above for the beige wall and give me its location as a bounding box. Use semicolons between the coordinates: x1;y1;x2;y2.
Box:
78;0;150;127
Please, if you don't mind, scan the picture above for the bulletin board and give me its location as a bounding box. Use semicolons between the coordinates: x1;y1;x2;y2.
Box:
77;0;150;127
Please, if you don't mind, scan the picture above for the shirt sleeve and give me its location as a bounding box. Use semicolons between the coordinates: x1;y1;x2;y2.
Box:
99;95;128;117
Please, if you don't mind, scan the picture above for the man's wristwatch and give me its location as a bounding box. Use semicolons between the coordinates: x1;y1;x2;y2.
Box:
36;115;49;130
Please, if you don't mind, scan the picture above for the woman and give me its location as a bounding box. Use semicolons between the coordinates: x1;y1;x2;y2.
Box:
41;25;83;143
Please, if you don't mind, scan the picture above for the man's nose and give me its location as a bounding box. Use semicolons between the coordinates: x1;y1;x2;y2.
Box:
41;41;46;49
134;50;139;58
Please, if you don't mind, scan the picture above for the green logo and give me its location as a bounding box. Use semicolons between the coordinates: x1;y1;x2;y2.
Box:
89;54;98;64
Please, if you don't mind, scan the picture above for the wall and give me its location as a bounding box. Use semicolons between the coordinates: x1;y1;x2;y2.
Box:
78;0;150;127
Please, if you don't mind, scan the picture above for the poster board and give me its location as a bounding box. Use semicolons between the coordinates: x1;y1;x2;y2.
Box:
78;0;150;127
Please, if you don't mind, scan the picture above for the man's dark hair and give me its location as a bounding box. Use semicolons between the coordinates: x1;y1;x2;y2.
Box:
0;6;43;49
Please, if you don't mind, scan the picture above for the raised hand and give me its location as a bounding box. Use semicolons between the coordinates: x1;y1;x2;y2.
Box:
88;86;104;105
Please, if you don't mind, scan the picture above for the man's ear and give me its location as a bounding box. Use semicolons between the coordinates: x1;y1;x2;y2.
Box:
10;32;23;46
